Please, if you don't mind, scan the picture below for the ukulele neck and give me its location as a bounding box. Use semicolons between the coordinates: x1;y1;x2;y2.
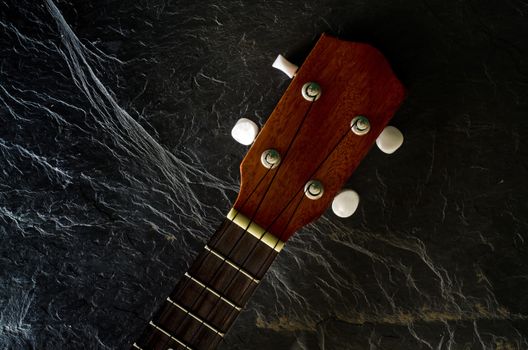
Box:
133;209;283;350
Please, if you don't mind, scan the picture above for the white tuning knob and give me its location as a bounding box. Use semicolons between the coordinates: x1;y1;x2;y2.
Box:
272;54;298;78
376;126;404;154
231;118;259;145
331;190;360;218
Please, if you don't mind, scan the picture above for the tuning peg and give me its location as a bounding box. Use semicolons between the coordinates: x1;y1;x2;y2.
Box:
376;126;404;154
231;118;259;145
331;190;360;218
272;54;298;78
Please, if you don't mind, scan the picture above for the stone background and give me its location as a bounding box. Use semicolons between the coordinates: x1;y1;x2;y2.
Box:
1;0;527;349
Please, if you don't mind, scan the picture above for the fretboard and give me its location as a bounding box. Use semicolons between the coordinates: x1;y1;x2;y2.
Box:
132;209;283;350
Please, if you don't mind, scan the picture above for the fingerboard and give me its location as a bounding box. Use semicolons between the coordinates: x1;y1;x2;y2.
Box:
133;212;281;350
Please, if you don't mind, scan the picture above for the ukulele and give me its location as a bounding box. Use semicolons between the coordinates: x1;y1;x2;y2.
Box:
132;33;405;350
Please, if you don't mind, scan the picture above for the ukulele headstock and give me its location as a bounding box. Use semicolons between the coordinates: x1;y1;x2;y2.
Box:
233;34;405;242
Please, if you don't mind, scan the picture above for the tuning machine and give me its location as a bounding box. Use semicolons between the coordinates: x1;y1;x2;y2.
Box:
376;126;404;154
272;54;298;78
331;189;360;218
231;118;259;145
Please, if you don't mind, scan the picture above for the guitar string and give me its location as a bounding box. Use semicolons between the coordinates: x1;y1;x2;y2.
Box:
184;183;308;350
186;102;358;348
147;166;271;349
144;154;272;347
156;93;318;349
195;121;355;349
154;93;357;349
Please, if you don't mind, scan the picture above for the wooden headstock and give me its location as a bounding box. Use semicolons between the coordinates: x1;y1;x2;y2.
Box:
132;34;406;350
234;34;405;242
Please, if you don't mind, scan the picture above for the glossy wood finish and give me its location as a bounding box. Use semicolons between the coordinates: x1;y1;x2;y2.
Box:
134;219;279;350
234;34;405;241
134;34;405;350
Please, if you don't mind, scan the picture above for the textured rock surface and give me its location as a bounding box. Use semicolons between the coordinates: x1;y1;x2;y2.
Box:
1;0;527;349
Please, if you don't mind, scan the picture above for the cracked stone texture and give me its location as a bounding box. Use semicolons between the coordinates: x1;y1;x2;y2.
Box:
1;0;527;349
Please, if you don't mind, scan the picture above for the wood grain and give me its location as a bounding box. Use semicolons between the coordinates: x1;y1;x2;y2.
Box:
234;34;405;241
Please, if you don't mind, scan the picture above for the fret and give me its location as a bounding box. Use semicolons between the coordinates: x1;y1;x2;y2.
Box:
184;273;242;311
171;272;241;333
152;298;223;350
134;322;193;350
203;245;260;283
187;248;258;305
166;297;225;337
149;321;193;349
134;215;281;350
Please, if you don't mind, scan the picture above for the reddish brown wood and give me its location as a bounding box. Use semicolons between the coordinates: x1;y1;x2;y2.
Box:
234;34;405;241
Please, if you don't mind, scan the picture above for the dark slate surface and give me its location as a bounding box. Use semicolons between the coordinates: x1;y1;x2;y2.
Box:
1;0;527;349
